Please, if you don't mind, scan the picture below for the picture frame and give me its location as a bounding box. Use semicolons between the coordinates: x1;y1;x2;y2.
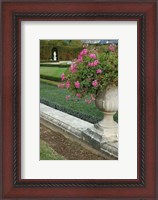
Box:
1;0;157;199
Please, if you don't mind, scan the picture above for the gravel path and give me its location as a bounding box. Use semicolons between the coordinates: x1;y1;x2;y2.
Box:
40;124;115;160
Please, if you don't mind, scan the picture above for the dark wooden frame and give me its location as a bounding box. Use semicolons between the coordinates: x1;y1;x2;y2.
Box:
1;0;157;199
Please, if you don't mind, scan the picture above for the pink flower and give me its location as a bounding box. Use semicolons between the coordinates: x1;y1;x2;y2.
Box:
96;69;102;74
78;58;83;63
77;55;83;63
70;63;77;73
88;62;94;67
74;81;80;88
85;99;92;104
80;49;88;56
88;60;99;67
76;93;81;98
108;44;116;52
58;83;65;88
66;95;70;100
93;60;99;66
92;80;98;87
66;80;70;88
91;94;95;101
61;73;65;81
89;53;96;59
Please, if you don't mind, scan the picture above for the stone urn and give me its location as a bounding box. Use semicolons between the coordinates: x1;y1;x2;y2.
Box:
95;85;118;142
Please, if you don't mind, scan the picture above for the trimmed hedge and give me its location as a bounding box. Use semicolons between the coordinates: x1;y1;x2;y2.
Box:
58;46;82;61
40;60;51;63
40;98;102;124
41;98;118;124
40;64;70;68
40;45;82;61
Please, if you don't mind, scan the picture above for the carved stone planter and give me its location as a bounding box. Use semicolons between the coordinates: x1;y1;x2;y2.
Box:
95;85;118;142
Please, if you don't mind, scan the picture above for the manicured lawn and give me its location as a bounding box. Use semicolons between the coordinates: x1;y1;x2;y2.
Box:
40;82;118;123
40;140;65;160
40;67;67;79
40;78;59;86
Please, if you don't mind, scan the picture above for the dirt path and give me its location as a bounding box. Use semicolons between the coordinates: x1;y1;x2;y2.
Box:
40;124;115;160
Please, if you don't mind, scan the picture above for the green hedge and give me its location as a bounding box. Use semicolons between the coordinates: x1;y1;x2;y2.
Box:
40;64;70;68
58;46;82;61
40;46;51;60
41;98;118;124
40;98;102;124
40;45;82;61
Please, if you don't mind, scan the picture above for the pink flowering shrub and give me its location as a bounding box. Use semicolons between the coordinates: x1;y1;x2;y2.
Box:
60;45;118;103
61;73;65;81
92;80;98;87
89;53;97;59
96;69;102;74
76;93;81;98
66;80;70;88
74;81;80;88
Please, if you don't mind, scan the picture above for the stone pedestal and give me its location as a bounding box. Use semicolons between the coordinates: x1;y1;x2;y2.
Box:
95;85;118;143
94;112;118;143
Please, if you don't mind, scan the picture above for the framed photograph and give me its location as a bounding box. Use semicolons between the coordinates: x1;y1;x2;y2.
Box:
40;39;119;161
1;0;157;199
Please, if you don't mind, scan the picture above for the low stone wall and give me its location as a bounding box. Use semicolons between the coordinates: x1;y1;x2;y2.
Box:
40;103;118;159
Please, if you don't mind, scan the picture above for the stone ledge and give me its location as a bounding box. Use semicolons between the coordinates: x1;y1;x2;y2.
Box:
40;103;118;159
81;128;118;158
40;103;93;138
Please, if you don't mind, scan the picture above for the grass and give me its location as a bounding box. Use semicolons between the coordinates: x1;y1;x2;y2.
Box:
40;67;67;79
40;82;118;123
40;78;59;86
40;140;65;160
40;82;103;118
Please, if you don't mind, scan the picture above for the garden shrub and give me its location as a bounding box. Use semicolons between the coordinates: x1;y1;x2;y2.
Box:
40;45;82;61
40;64;69;68
40;98;102;124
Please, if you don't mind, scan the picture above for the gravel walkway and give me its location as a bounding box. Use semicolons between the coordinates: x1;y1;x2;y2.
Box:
40;124;115;160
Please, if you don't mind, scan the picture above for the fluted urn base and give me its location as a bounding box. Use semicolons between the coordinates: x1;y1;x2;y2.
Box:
95;85;118;143
94;112;118;143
